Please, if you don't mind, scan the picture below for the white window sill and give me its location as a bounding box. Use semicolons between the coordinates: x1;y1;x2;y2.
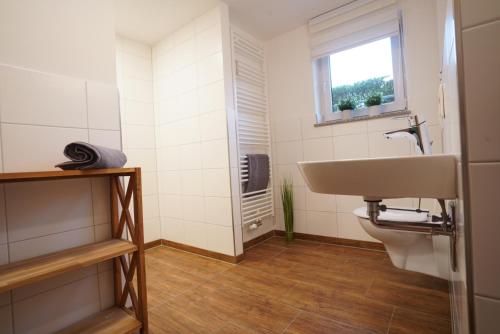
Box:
315;109;410;127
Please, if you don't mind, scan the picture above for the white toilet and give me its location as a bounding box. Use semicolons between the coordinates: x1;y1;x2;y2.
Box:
353;207;450;279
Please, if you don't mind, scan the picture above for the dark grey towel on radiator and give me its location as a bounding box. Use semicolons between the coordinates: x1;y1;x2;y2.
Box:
244;154;269;193
55;142;127;170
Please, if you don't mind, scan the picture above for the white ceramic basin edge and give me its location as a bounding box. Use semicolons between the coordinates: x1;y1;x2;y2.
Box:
297;155;457;200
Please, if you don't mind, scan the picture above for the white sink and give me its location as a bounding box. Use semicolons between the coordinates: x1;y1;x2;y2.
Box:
297;155;457;201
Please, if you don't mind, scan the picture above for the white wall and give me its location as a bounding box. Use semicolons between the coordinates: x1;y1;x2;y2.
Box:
153;7;236;256
265;0;443;242
115;37;161;243
457;0;500;332
0;1;119;333
436;0;469;332
0;0;116;84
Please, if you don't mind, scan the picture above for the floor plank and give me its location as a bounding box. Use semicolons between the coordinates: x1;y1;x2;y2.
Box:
145;237;451;333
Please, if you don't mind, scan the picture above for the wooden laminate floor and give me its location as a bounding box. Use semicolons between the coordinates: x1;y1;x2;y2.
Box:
144;237;452;334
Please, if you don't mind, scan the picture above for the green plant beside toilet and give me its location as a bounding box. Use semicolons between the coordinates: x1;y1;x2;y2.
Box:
281;178;294;242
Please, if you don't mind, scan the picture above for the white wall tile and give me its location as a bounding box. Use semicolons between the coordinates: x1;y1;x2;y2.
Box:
158;171;181;195
470;163;500;298
0;66;87;128
143;194;160;219
275;141;303;164
198;80;225;112
144;217;161;243
159;195;183;219
123;125;155;149
142;171;158;196
202;168;231;197
206;224;234;255
332;121;367;137
201;139;229;169
460;0;500;28
302;137;334;161
9;226;93;262
181;170;204;196
183;220;207;249
306;211;337;237
462;21;500;162
1;124;88;172
122;99;155;126
12;266;96;303
475;295;500;333
272;117;301;142
161;217;185;243
336;195;365;213
157;147;180;171
122;78;153;102
180;143;202;170
125;149;157;171
177;90;199;119
196;26;223;59
173;23;195;46
305;188;336;212
13;275;100;334
182;196;205;222
86;81;120;130
301;116;333;139
5;180;93;242
205;197;233;226
120;53;152;81
333;134;369;160
90;178;110;225
88;129;121;150
197;52;223;87
200;110;228;141
98;270;115;310
368;131;411;158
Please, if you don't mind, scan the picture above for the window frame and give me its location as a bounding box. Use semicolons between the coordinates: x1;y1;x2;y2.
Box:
314;31;407;125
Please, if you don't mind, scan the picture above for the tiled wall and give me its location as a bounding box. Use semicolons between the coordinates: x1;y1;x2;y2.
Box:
0;65;120;333
152;7;235;256
265;0;443;242
458;0;500;332
115;37;161;243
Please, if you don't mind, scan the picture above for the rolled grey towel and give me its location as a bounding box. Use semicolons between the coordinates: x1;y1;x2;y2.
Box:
244;154;269;193
55;142;127;170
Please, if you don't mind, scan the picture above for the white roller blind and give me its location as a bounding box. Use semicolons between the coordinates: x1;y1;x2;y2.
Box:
309;0;400;59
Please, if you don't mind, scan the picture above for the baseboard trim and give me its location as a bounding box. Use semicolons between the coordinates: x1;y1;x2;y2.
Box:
161;239;244;264
144;239;162;250
274;230;385;251
243;230;275;250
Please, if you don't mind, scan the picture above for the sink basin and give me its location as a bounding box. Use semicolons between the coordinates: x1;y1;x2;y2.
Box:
297;155;457;201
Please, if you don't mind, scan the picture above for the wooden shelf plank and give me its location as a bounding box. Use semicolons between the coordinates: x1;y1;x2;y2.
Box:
56;307;141;334
0;168;138;184
0;239;137;293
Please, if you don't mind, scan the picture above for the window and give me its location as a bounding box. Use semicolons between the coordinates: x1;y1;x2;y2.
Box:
309;0;407;124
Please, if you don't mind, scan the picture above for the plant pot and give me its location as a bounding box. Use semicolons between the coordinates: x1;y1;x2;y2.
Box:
285;231;294;243
331;111;342;121
341;109;352;120
367;106;381;116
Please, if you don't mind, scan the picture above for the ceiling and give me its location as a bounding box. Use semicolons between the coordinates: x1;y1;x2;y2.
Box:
222;0;353;40
114;0;219;44
114;0;352;44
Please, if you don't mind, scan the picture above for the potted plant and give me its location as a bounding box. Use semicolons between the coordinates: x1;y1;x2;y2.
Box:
365;93;383;116
281;178;294;243
338;97;356;120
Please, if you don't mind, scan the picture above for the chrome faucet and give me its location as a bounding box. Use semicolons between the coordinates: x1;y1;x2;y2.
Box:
384;115;432;155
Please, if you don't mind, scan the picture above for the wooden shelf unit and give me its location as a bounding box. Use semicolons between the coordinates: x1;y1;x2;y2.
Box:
0;168;148;333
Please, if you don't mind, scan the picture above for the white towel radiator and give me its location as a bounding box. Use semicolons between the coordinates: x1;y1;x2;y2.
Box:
231;28;274;226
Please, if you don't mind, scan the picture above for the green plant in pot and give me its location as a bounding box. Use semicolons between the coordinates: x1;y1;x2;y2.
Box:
338;97;356;120
365;93;382;116
281;178;294;242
